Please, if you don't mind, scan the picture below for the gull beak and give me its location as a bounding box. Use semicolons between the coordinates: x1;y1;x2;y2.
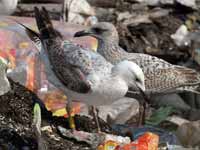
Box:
135;83;150;104
74;29;93;37
136;82;145;92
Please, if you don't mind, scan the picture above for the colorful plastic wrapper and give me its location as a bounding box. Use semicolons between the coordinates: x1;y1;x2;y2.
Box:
0;16;97;117
111;124;179;145
98;132;159;150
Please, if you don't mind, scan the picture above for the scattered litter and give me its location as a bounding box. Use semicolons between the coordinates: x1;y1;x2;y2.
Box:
176;0;197;9
98;132;158;150
171;25;190;47
67;0;95;24
57;126;104;148
176;120;200;147
0;57;11;96
146;106;174;126
166;115;190;126
98;97;139;124
167;144;198;150
130;0;197;9
120;132;159;150
112;124;179;145
41;126;53;133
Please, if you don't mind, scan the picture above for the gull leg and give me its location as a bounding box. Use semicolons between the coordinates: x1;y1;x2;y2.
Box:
138;101;147;126
137;87;150;126
59;100;97;143
91;105;101;133
138;104;143;126
142;102;147;125
66;99;76;131
61;0;67;22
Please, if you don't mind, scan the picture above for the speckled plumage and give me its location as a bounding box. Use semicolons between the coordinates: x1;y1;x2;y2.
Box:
74;22;200;94
23;8;145;106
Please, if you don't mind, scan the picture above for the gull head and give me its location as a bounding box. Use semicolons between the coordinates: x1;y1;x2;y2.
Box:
0;0;18;15
74;22;119;42
112;60;145;92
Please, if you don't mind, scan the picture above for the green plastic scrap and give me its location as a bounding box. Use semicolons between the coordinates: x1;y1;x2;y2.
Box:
33;103;42;135
145;106;174;126
0;57;8;67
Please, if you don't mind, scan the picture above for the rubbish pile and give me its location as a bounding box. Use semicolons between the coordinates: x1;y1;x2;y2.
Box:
0;0;200;149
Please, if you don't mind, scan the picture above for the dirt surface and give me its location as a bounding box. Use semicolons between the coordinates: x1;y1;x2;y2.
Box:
0;80;112;150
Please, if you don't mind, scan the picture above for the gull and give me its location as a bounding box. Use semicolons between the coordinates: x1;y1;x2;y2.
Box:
18;7;145;133
74;22;200;95
0;0;18;15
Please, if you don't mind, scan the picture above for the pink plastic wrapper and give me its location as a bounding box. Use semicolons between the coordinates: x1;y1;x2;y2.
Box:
0;16;97;117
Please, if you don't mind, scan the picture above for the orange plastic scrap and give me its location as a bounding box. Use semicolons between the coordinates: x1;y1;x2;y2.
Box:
121;132;159;150
26;57;36;92
139;132;159;150
42;90;82;117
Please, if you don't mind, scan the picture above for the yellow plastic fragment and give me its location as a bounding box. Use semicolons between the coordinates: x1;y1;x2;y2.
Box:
52;108;67;117
98;140;119;150
0;22;8;27
19;42;29;49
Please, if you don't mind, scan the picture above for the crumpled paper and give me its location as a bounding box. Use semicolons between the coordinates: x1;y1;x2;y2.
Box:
66;0;97;25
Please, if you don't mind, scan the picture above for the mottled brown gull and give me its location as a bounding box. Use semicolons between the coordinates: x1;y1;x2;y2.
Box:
74;22;200;95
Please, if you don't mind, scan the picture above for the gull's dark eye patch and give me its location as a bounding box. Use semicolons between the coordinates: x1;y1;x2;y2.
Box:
135;77;140;82
93;27;102;34
92;27;108;34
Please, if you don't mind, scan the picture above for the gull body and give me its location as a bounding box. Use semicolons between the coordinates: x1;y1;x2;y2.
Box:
26;8;145;107
74;22;200;95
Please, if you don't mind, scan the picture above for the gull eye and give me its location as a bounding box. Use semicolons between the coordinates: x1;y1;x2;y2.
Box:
135;77;140;82
93;27;102;34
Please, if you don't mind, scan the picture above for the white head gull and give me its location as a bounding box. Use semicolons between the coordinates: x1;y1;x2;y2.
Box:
0;0;18;15
74;22;200;95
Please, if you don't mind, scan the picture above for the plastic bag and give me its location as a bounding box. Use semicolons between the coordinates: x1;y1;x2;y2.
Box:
0;16;97;116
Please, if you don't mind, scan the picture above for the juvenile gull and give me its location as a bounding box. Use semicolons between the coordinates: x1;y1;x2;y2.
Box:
20;8;145;132
74;22;200;95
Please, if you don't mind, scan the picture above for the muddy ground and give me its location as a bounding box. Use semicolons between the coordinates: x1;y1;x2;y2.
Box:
0;80;113;150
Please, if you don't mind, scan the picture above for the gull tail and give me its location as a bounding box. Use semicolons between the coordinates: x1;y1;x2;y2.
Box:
175;66;200;94
34;7;62;39
11;18;42;52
